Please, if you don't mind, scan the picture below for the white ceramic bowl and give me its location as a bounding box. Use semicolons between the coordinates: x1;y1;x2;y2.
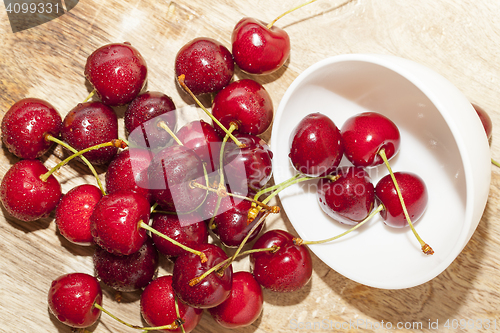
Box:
270;54;491;289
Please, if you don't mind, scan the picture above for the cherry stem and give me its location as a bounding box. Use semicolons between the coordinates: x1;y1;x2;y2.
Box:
174;295;187;333
177;74;244;148
158;120;183;146
139;221;208;263
267;0;318;29
93;303;182;330
378;149;434;255
253;173;302;202
40;139;126;182
492;158;500;168
45;134;106;195
82;89;96;103
294;204;384;245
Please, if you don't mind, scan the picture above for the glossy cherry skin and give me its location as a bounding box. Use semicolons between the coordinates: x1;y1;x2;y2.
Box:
48;273;102;329
151;212;208;259
105;148;153;203
231;17;290;75
172;243;233;309
90;190;150;256
208;271;263;328
0;160;61;222
473;103;492;141
1;98;62;159
212;79;274;136
62;101;119;165
175;120;222;174
55;184;102;245
375;172;428;228
141;275;203;333
93;238;159;292
223;134;273;195
175;37;234;95
341;112;400;167
317;166;375;225
251;229;313;293
148;145;207;213
85;42;148;106
125;91;176;149
289;113;344;177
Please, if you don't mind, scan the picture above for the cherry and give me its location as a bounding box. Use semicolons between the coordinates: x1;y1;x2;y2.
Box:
0;159;61;222
375;172;428;228
175;37;234;95
208;271;263;328
211;79;274;136
93;238;159;292
125;91;176;149
55;184;102;245
473;103;492;141
289;112;343;177
141;275;203;333
341;112;400;167
317;166;375;225
1;97;62;159
85;42;148;106
172;243;233;309
48;272;102;329
251;229;312;292
62;101;119;165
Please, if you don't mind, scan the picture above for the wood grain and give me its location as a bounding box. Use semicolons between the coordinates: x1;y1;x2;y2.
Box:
1;0;500;332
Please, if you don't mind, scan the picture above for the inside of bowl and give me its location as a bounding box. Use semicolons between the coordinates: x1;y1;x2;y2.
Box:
272;60;467;289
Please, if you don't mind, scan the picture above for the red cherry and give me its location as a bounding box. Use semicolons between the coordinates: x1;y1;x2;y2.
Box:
140;275;203;333
48;272;102;328
251;229;312;292
1;98;62;159
55;184;102;245
231;17;290;75
85;42;148;106
175;37;234;95
0;159;61;222
208;271;263;328
341;112;400;167
212;79;274;136
375;172;428;228
289;112;344;177
472;103;492;141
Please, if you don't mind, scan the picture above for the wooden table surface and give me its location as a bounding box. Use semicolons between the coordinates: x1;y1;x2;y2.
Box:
1;0;500;332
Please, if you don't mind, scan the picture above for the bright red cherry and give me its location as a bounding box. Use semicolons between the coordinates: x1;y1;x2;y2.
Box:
289;112;344;177
341;112;400;167
85;42;148;106
1;98;62;159
175;37;234;95
0;159;61;222
473;103;492;141
208;271;263;328
48;272;102;329
231;17;290;75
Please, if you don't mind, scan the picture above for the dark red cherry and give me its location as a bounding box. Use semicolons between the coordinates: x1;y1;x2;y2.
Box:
0;159;61;222
93;238;159;292
375;172;428;228
85;42;148;106
473;103;492;141
341;112;400;167
55;184;102;245
208;271;263;328
175;37;234;95
251;229;312;292
317;166;375;225
62;101;119;165
48;272;102;328
125;91;176;149
212;79;274;136
151;212;208;259
231;17;290;75
289;112;343;177
1;98;62;159
172;243;233;309
105;148;153;203
90;190;150;256
141;275;203;333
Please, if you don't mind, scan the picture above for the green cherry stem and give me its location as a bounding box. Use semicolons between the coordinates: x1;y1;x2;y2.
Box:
267;0;318;29
158;120;183;146
82;89;96;103
491;158;500;168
